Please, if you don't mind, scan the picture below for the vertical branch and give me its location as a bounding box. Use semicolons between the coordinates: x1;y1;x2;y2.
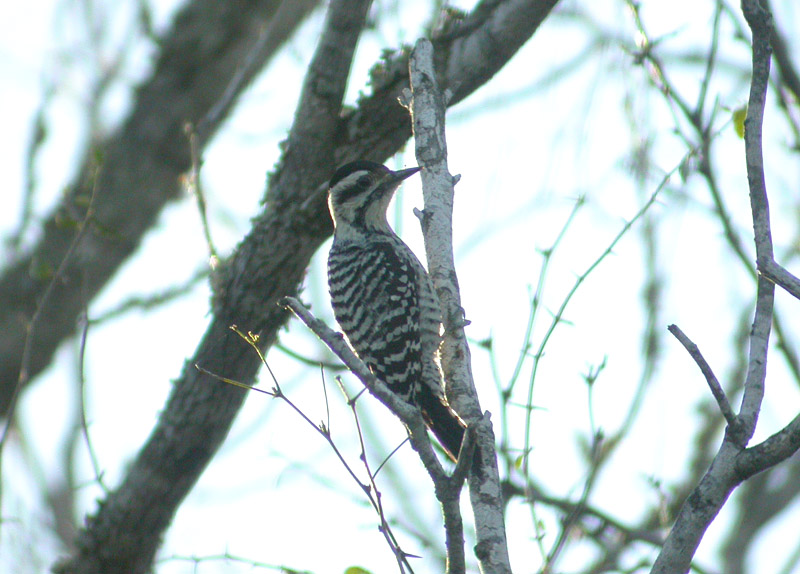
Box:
738;0;774;441
651;2;774;572
405;38;511;574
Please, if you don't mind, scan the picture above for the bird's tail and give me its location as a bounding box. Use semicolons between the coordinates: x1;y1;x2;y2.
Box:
416;388;466;462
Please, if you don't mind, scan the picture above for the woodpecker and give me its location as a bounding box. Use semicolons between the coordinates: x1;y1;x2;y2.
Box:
327;160;465;461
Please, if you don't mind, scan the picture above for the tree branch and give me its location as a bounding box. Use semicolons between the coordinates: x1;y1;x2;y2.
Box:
281;297;475;574
738;0;775;444
405;38;510;574
759;258;800;301
736;412;800;481
50;1;560;571
53;1;369;571
667;324;738;429
651;1;775;572
0;0;318;413
281;297;446;476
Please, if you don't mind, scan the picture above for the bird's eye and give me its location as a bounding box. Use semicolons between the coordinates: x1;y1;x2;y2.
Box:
357;175;371;189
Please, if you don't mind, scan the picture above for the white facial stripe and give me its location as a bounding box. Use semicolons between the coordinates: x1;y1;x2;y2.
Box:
332;171;371;200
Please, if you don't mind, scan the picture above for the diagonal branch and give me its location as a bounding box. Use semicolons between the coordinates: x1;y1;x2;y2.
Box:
50;1;561;572
282;297;476;573
736;412;800;481
0;0;320;414
759;258;800;301
53;1;370;571
281;298;448;480
667;324;738;429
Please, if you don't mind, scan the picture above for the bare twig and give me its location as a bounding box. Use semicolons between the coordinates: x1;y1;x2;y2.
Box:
506;197;585;397
512;156;675;558
77;313;109;494
281;296;477;573
0;167;99;452
543;430;603;571
341;379;418;573
738;0;775;444
198;327;417;573
667;324;738;428
281;297;443;469
184;123;218;264
6;85;51;251
281;298;454;478
494;196;585;561
89;267;209;324
159;551;312;573
274;342;346;371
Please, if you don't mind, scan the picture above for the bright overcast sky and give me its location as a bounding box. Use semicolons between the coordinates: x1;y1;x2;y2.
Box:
2;1;800;573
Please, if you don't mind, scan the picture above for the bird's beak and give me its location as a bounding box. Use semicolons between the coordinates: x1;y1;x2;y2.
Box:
390;166;421;184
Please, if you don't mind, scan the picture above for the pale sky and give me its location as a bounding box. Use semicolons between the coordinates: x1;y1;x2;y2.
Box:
2;1;800;573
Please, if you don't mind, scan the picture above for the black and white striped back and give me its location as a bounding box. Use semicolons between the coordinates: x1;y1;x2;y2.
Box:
326;161;465;460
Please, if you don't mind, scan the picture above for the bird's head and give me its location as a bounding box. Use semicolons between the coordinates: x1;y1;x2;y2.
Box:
328;160;421;234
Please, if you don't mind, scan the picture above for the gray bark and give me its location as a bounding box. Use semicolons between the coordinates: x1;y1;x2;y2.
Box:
0;0;561;572
0;0;320;414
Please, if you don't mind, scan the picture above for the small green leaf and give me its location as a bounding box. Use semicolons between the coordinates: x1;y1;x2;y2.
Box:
514;449;532;470
344;567;372;574
733;105;747;139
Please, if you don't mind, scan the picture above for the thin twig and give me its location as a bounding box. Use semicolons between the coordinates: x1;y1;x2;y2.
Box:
89;266;209;324
543;431;603;570
521;158;671;486
77;312;109;493
280;296;448;483
498;196;585;561
7;85;51;251
344;383;416;572
275;342;347;371
280;296;482;572
667;324;738;429
1;166;100;451
184;123;218;264
196;328;417;573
